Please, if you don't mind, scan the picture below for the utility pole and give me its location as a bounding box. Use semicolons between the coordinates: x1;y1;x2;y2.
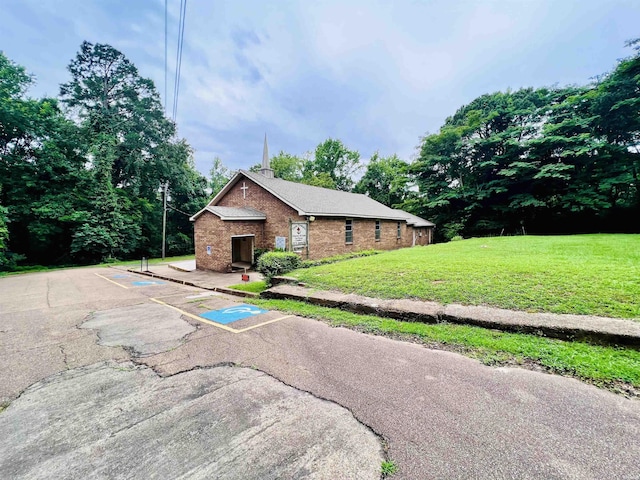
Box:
162;182;168;260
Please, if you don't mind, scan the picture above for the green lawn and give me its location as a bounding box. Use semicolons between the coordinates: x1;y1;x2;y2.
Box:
0;254;195;276
291;235;640;319
227;280;267;293
245;298;640;392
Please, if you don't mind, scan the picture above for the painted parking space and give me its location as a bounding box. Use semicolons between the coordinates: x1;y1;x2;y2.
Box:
94;272;291;333
151;298;293;334
132;280;166;287
95;272;168;289
200;304;269;325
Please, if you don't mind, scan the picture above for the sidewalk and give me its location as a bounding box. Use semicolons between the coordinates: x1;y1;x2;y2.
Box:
264;284;640;348
117;264;264;297
118;265;640;348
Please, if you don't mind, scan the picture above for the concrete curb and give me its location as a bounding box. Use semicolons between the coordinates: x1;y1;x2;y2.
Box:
262;284;640;348
119;267;259;299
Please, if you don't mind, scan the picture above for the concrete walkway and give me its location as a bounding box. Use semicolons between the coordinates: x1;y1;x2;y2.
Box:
120;264;264;295
119;265;640;347
265;284;640;347
168;259;196;272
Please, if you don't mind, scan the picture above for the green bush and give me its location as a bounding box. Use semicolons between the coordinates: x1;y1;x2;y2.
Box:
257;251;301;283
442;221;464;241
252;248;270;268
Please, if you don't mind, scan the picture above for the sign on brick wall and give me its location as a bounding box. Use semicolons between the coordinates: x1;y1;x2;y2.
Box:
291;222;308;250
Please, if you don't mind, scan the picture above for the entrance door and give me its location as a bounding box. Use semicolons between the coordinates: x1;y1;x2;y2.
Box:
231;236;254;265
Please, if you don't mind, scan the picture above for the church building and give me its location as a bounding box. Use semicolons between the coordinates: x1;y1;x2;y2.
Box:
190;138;435;272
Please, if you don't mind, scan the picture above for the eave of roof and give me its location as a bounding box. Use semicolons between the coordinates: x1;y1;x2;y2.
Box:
190;170;435;228
203;206;266;221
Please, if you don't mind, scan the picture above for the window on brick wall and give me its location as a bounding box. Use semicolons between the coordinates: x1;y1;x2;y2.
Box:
345;219;353;244
397;221;402;238
375;220;381;241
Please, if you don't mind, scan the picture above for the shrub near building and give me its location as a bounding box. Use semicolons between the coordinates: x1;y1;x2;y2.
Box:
257;251;301;284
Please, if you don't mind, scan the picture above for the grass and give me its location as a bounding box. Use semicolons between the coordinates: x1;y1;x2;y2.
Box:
227;280;267;293
244;298;640;392
0;254;195;277
291;235;640;319
381;460;398;477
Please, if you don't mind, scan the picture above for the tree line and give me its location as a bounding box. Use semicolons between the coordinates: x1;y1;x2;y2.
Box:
215;40;640;241
2;39;638;269
409;40;640;239
1;42;209;269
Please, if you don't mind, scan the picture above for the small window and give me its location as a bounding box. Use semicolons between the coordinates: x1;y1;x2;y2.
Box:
419;229;423;237
345;219;353;243
397;221;402;239
375;220;381;241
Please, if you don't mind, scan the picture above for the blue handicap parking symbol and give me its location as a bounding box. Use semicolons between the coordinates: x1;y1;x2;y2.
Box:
112;274;129;279
200;304;269;324
131;280;165;286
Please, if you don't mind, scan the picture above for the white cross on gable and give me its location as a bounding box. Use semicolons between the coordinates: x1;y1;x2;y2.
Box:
241;182;248;199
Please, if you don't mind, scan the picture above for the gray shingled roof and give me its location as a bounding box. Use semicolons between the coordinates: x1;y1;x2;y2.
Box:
242;170;405;220
204;206;266;220
191;170;434;228
393;209;435;228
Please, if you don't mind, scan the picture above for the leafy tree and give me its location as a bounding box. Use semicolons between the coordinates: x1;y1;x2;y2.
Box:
165;141;209;255
270;151;305;181
209;156;231;195
302;171;336;189
354;153;411;207
60;41;175;196
410;45;640;240
303;139;361;191
60;42;208;261
0;52;90;265
249;150;305;182
590;38;640;219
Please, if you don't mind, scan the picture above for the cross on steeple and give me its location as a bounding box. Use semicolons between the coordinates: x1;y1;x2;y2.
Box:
241;181;248;199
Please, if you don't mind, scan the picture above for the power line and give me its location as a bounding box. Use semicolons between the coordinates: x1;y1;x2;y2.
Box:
166;204;192;217
172;0;187;121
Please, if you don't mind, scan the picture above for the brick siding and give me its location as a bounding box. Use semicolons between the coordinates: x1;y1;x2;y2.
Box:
194;174;434;272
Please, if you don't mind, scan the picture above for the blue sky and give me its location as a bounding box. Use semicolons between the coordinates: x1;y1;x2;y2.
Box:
2;0;639;176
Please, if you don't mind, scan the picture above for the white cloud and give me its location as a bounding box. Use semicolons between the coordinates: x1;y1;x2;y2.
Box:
2;0;638;175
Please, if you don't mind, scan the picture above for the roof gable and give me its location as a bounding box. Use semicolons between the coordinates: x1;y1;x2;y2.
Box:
191;170;434;228
241;170;404;220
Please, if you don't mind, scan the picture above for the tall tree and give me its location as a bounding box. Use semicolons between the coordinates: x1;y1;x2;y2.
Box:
303;139;361;191
209;156;231;195
354;153;412;207
249;150;305;182
269;151;305;182
0;52;89;265
60;41;175;196
60;42;207;261
590;38;640;220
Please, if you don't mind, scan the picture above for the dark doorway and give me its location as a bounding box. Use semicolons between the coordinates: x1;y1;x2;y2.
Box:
231;235;254;268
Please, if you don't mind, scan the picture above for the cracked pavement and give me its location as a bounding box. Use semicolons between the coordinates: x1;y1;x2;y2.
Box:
1;267;639;479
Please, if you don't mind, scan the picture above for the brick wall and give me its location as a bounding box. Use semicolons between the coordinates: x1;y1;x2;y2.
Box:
194;173;434;271
413;227;434;246
217;177;306;250
194;214;264;272
307;218;414;259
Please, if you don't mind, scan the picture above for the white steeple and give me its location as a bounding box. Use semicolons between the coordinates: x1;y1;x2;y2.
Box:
259;133;274;178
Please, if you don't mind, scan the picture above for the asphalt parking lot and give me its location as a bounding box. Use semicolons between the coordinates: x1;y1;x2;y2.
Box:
1;267;639;479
